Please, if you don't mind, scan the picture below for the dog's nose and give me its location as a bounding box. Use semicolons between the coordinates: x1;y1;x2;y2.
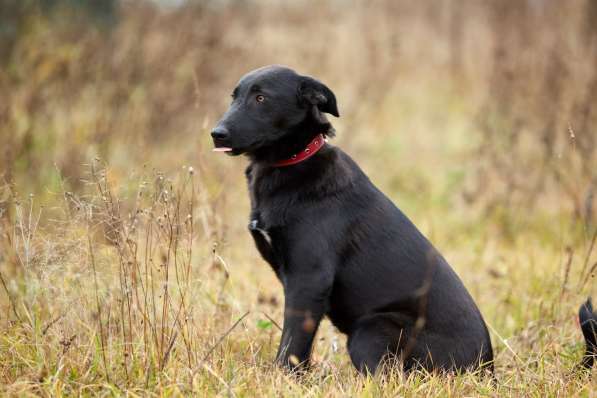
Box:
211;126;230;140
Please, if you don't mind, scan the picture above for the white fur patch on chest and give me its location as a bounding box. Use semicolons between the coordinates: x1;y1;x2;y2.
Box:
250;219;272;246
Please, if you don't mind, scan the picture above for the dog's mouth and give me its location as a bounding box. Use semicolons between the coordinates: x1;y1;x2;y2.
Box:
213;146;242;156
212;134;275;157
212;139;244;156
212;146;232;153
212;137;234;153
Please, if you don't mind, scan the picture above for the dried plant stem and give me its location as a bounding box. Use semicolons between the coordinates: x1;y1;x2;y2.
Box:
0;270;21;322
578;228;597;288
88;224;110;384
197;311;250;369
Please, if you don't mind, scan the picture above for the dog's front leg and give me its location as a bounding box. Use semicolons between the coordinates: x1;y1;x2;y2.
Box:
275;271;332;372
248;220;281;277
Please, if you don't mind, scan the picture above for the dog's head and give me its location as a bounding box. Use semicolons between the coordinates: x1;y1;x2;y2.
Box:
211;65;339;157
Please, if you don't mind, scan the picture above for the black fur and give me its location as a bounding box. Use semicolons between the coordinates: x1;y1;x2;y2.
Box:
579;298;597;369
212;65;592;375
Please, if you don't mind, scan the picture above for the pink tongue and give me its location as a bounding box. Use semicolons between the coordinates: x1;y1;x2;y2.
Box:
213;147;232;152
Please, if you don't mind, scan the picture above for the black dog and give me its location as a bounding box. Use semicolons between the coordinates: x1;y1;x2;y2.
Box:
211;65;596;374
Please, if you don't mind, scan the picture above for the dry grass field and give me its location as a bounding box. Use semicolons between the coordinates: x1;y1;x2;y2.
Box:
0;0;596;396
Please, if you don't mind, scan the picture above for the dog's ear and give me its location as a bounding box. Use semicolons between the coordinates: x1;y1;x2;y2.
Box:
298;76;340;117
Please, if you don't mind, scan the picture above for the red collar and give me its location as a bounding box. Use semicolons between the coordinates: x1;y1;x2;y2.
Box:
274;134;326;167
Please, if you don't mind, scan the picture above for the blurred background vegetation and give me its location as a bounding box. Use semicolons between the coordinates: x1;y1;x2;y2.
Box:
1;0;596;222
0;0;595;394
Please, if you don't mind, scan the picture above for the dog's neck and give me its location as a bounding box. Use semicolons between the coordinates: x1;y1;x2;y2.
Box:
273;134;326;167
247;116;334;166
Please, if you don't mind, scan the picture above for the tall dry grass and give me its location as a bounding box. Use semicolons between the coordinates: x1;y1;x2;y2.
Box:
0;0;596;395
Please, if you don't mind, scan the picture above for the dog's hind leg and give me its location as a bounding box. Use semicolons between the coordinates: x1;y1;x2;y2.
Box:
347;313;414;375
348;313;495;375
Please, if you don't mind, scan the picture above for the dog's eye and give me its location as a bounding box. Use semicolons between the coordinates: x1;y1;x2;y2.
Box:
256;94;265;103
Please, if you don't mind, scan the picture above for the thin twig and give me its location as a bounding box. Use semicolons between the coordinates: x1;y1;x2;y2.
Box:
201;363;237;398
42;314;63;336
560;246;573;297
261;312;282;332
160;330;178;371
197;311;250;369
0;270;21;322
87;191;111;384
485;321;523;364
579;228;597;288
580;261;597;291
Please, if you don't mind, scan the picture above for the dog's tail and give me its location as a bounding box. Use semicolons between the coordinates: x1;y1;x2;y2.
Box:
578;297;597;369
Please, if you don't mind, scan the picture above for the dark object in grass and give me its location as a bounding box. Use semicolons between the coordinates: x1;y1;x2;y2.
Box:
579;297;597;369
211;65;592;375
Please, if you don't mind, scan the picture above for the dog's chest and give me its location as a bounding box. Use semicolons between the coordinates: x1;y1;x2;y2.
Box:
249;197;285;251
246;165;286;229
249;218;272;246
